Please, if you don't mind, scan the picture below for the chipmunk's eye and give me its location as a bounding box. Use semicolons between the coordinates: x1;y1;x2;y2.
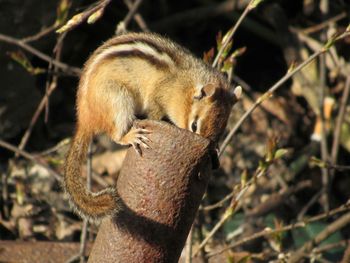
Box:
191;120;198;132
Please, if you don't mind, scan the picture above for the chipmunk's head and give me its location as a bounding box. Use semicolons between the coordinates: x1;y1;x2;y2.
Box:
189;83;241;143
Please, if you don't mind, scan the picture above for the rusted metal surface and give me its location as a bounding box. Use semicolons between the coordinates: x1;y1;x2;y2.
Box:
88;120;214;263
0;240;92;263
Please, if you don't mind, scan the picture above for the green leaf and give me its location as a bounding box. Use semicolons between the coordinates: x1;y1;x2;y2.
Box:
55;0;72;26
340;122;350;152
221;57;234;74
236;255;251;263
8;51;46;75
216;31;223;50
309;156;326;168
324;33;341;50
56;13;84;33
274;148;288;160
223;212;245;238
263;214;288;240
203;48;215;64
230;46;247;59
87;8;104;24
292;222;343;253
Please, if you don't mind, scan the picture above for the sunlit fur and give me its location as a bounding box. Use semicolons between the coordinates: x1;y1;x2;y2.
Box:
189;70;237;143
64;32;239;222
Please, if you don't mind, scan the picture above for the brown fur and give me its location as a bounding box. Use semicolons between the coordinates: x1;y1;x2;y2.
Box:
64;32;239;221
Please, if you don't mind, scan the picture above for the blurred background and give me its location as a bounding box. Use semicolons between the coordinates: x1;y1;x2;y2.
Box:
0;0;350;262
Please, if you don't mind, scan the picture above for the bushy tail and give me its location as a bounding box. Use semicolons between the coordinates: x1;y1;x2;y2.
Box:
64;130;119;221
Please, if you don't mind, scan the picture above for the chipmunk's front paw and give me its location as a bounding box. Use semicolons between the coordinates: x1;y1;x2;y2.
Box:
121;127;152;155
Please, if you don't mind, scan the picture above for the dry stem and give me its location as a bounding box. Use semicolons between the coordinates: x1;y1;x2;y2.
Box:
207;200;350;258
0;140;62;182
289;212;350;263
0;33;81;76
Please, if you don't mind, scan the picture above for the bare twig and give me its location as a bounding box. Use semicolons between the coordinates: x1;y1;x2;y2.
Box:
289;212;350;263
195;214;209;263
212;0;258;68
207;200;350;258
314;240;349;254
151;0;235;31
319;0;330;212
193;207;233;257
341;242;350;263
194;181;311;257
123;0;149;32
116;0;145;35
319;54;330;211
297;189;323;220
34;138;70;157
17;33;67;154
331;76;350;168
301;12;347;35
21;24;58;43
57;0;112;34
0;140;62;182
0;33;81;76
201;192;234;211
219;28;350;156
193;166;268;257
1;165;10;218
219;50;322;155
246;180;312;217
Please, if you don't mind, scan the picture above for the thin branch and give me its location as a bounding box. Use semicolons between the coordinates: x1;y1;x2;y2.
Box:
195;213;209;263
193;208;233;257
17;33;67;154
341;242;350;263
57;0;112;34
123;0;149;32
194;181;311;257
219;29;350;156
0;140;62;182
116;0;144;34
297;189;323;220
21;24;58;43
319;0;330;212
207;200;350;258
150;0;235;31
201;192;234;211
193;167;268;257
314;240;349;254
289;212;350;263
331;75;350;167
0;33;81;76
301;12;347;35
219;50;323;156
35;138;70;157
212;0;255;68
246;180;312;217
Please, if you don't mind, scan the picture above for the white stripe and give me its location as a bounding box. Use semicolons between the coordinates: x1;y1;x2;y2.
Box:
81;42;174;93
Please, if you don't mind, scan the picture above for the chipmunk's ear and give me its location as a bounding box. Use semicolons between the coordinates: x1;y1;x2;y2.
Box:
232;85;242;100
194;84;218;100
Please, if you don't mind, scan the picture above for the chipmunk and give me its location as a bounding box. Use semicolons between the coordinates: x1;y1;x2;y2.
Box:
64;32;241;221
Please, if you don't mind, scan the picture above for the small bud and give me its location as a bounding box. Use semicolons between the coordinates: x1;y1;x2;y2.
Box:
233;86;242;99
87;8;104;24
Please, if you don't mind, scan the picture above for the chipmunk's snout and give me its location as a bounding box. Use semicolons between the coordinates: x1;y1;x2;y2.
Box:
190;84;240;142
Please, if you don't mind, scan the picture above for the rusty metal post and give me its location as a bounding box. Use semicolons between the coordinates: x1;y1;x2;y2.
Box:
88;120;214;263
